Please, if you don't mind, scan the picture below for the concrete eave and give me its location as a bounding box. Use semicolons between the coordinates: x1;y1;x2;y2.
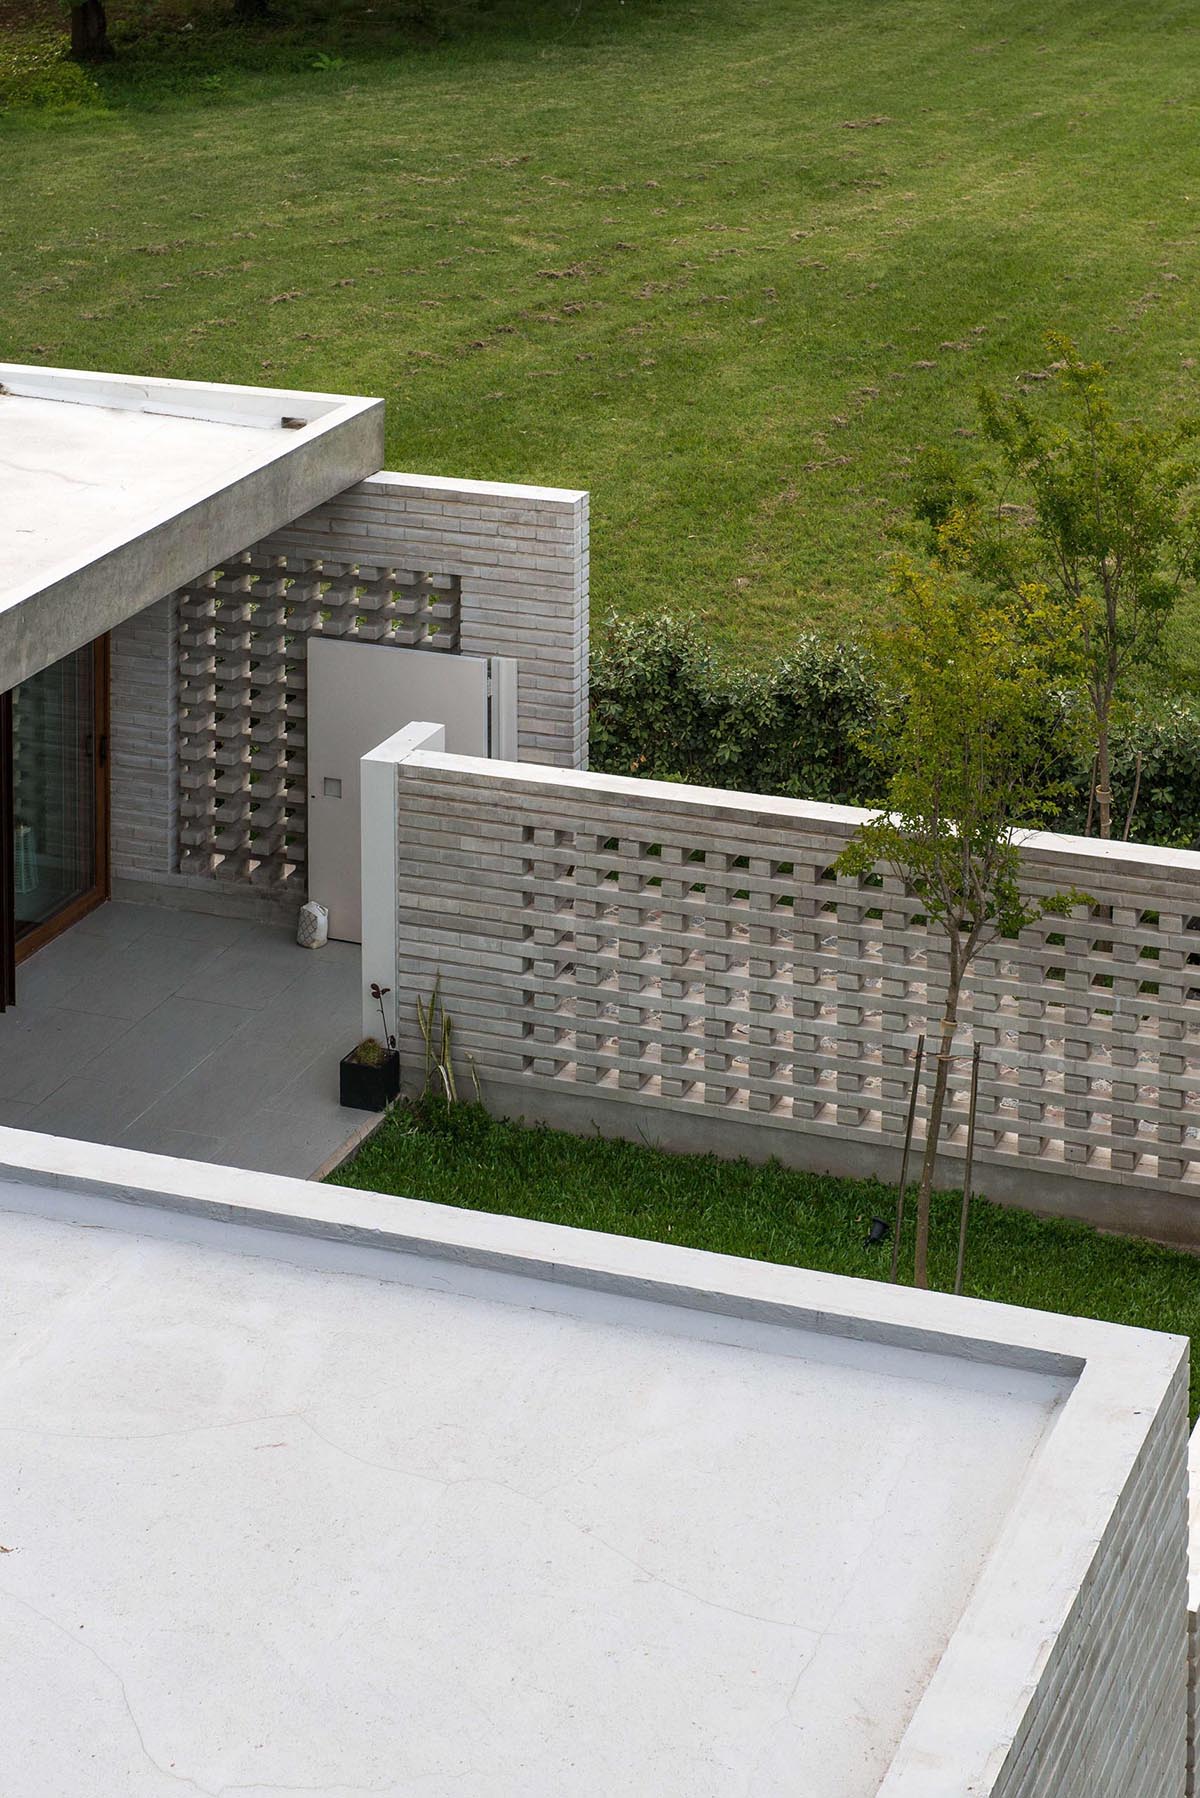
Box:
0;364;385;692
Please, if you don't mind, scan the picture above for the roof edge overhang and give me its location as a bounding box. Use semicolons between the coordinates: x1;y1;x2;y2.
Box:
0;365;386;693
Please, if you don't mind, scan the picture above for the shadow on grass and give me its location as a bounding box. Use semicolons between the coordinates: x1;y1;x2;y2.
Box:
2;0;704;112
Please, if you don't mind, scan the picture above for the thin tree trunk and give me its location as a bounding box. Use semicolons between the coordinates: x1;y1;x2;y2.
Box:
70;0;113;60
1095;715;1112;840
913;991;959;1288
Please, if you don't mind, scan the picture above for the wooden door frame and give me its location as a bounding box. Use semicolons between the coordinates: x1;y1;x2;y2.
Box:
13;634;111;968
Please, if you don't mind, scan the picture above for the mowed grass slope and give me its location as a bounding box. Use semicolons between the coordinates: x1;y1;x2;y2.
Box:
3;0;1200;658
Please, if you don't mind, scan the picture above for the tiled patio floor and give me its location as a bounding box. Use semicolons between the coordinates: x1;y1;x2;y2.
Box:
0;901;368;1178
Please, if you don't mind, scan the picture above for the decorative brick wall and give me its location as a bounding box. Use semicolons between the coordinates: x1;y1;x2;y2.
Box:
263;471;588;769
377;746;1200;1243
108;471;589;912
174;553;460;896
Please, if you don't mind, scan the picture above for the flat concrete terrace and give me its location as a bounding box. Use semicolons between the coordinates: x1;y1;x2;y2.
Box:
0;1136;1187;1798
0;901;363;1176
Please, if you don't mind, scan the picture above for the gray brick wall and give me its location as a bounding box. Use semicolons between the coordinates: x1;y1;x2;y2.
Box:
107;470;589;913
1186;1421;1200;1796
263;472;589;770
383;751;1200;1242
109;596;177;881
990;1354;1188;1796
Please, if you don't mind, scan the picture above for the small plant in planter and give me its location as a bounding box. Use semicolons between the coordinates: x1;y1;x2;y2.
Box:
339;983;401;1112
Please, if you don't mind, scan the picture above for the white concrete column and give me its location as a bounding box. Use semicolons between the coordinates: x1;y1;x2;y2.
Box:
359;720;445;1048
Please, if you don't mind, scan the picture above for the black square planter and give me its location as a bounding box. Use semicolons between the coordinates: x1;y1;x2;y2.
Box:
339;1048;401;1112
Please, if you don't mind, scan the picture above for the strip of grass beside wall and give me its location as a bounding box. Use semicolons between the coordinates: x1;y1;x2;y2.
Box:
332;1099;1200;1418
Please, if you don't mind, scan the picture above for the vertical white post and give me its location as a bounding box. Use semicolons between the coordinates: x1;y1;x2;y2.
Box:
359;722;445;1049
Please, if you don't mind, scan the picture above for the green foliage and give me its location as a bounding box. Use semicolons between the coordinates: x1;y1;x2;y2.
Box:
0;27;102;109
333;1097;1200;1420
588;614;1200;848
835;559;1088;1287
918;337;1200;836
835;558;1085;957
590;614;882;803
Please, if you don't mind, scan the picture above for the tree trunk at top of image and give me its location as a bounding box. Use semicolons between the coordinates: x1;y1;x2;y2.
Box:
70;0;114;60
912;996;959;1289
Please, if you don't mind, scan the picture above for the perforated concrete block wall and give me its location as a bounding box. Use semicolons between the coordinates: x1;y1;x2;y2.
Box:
384;752;1200;1241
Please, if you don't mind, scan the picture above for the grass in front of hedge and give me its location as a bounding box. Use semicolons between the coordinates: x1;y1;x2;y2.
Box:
332;1098;1200;1418
4;0;1200;673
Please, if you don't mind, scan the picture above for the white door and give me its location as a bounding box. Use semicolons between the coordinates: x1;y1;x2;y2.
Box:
307;640;504;943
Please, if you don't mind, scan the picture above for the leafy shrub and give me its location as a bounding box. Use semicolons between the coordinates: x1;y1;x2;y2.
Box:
589;615;1200;849
0;30;103;111
590;613;883;805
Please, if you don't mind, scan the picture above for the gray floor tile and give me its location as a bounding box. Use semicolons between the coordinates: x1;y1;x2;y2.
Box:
15;928;125;1009
134;906;250;950
61;902;154;952
116;1121;225;1162
0;1005;135;1105
53;929;232;1023
30;996;255;1141
211;1059;363;1178
1;900;363;1178
172;928;320;1010
0;1098;40;1128
137;965;363;1140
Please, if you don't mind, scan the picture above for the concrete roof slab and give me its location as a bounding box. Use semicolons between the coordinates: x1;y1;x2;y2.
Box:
0;1126;1186;1798
0;364;384;691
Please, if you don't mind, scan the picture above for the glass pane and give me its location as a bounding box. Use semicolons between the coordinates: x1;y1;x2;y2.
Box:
12;645;97;939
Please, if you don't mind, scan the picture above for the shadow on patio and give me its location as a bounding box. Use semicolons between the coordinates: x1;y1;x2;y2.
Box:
0;901;366;1177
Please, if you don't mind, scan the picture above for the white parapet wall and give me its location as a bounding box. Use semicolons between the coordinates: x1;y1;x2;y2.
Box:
363;734;1200;1244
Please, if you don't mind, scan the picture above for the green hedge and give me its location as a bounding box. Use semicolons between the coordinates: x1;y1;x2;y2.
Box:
589;615;884;804
589;615;1200;850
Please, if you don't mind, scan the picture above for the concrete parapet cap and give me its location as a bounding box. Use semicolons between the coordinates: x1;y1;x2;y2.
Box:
363;469;589;507
398;747;1200;878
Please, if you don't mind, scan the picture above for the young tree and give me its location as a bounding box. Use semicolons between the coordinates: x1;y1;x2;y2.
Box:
836;559;1085;1289
916;337;1200;839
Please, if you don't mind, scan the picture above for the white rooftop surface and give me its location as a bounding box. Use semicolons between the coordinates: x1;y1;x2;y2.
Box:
0;391;300;605
0;364;383;691
0;1182;1070;1798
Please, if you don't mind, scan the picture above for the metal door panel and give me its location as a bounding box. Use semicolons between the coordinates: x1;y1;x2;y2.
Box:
308;640;488;943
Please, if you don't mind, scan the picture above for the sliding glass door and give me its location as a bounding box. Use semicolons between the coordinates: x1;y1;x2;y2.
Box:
0;638;109;1000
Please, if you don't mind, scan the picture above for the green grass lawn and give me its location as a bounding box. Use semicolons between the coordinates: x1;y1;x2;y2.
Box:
333;1099;1200;1418
4;0;1200;671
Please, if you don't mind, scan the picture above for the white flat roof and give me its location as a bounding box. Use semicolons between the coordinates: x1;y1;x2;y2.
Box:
0;365;384;692
0;1129;1185;1797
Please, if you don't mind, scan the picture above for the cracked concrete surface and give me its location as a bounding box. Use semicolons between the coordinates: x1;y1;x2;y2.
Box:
0;1203;1068;1796
0;393;276;606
